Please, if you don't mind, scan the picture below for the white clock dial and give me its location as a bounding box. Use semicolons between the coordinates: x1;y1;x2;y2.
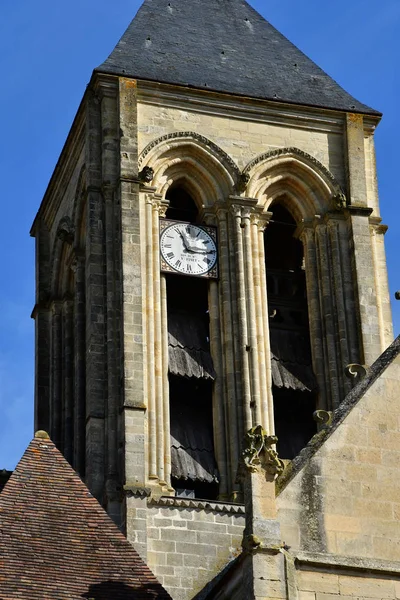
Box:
160;222;217;276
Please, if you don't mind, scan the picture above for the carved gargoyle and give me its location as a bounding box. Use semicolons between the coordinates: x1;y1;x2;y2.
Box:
236;172;250;194
333;192;347;210
238;425;284;480
138;166;154;184
56;216;74;245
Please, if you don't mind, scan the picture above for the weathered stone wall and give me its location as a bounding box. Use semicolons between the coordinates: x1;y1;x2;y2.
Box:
146;501;245;600
277;340;400;562
297;567;400;599
137;89;345;183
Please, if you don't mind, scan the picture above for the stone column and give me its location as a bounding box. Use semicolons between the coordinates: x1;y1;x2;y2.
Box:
202;208;230;500
161;274;171;488
62;298;74;464
242;208;262;426
72;255;86;476
300;223;331;410
230;203;252;432
253;212;274;435
370;219;393;350
145;193;157;481
346;205;381;366
152;197;169;486
85;85;107;503
50;300;62;449
215;206;241;498
143;191;171;493
345;113;382;366
33;223;51;434
101;79;122;524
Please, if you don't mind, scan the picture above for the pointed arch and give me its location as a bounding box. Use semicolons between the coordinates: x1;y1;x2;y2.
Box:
139;132;239;206
243;147;346;221
50;217;75;298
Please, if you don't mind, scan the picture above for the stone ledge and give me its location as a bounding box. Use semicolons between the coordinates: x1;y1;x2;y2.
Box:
296;550;400;576
148;495;245;514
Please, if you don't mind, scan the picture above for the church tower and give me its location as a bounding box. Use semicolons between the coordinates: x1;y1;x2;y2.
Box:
31;0;393;596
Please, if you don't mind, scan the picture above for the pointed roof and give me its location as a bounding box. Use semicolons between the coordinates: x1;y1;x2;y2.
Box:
0;432;171;600
96;0;379;115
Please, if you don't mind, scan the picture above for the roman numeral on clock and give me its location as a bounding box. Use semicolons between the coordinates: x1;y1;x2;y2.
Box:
167;252;174;259
175;260;182;268
187;264;192;273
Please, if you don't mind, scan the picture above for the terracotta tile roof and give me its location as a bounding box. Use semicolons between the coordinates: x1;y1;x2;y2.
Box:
0;432;172;600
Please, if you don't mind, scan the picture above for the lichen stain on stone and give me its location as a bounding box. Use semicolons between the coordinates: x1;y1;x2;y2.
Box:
299;459;327;553
121;78;137;90
348;113;363;125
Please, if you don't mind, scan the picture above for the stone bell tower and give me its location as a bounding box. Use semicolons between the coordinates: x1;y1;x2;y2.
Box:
31;0;393;596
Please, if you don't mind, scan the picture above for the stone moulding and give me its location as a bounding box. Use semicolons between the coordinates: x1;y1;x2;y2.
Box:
243;146;346;208
138;130;241;179
243;147;339;186
296;551;400;576
148;495;245;514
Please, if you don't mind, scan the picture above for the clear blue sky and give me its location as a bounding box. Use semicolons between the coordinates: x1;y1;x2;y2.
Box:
0;0;399;470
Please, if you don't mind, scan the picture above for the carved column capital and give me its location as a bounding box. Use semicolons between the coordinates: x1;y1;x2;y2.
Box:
251;210;273;232
229;203;243;219
152;195;169;217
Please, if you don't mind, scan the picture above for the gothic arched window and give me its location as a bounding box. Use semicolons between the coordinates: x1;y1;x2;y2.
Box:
165;185;219;499
265;203;317;459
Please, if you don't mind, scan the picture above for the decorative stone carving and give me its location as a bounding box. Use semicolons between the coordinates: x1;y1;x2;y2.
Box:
333;191;347;210
345;363;367;380
236;171;250;193
138;131;241;179
395;291;400;300
313;409;332;428
56;216;74;245
239;425;284;478
138;166;154;183
243;146;346;210
123;484;151;498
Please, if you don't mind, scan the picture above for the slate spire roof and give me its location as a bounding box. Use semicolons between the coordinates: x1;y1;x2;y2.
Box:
0;431;171;600
96;0;379;115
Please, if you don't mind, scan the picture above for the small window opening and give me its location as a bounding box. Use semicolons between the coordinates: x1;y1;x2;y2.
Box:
265;204;317;459
166;186;198;222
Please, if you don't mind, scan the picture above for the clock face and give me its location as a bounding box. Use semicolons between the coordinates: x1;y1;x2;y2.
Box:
160;221;218;278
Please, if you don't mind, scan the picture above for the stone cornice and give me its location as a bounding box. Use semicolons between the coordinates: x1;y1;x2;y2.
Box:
296;551;400;576
345;205;373;217
148;495;245;515
136;80;350;134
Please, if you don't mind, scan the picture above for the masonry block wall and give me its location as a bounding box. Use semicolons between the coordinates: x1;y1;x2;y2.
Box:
277;342;400;562
146;503;245;600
